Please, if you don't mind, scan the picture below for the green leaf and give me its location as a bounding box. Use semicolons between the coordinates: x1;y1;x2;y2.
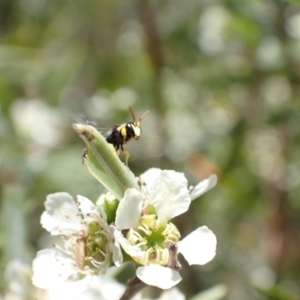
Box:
189;284;228;300
73;123;138;200
254;283;299;300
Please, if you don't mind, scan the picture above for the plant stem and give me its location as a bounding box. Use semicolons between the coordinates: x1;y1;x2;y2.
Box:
119;276;146;300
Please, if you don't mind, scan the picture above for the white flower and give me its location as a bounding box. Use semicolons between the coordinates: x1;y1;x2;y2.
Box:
133;286;185;300
32;192;122;297
158;287;185;300
114;168;217;289
47;272;126;300
3;260;47;300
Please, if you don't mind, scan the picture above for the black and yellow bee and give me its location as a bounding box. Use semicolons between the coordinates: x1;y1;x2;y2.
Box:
82;106;149;165
105;106;149;165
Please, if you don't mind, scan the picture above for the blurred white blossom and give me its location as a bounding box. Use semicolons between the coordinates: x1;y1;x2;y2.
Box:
10;99;66;147
3;260;47;300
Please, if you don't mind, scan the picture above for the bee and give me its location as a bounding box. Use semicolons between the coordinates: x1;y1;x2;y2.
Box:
105;106;149;165
81;107;149;165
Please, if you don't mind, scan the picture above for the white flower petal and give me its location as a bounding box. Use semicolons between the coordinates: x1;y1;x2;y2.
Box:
108;226;123;266
178;226;217;265
47;275;95;300
32;249;77;289
115;189;143;230
159;288;185;300
77;195;96;215
95;206;108;224
41;193;82;235
148;170;191;222
140;168;162;189
113;228;143;259
136;265;181;289
79;274;125;300
190;175;218;201
54;273;121;300
47;274;125;300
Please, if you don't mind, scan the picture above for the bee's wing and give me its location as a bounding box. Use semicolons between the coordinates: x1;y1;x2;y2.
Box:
73;114;113;136
102;128;112;138
103;124;123;138
73;114;99;127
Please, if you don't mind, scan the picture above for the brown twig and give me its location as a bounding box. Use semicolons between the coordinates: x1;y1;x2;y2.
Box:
119;276;146;300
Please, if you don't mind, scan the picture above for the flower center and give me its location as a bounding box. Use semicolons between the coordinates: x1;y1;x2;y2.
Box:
72;217;111;273
126;214;181;266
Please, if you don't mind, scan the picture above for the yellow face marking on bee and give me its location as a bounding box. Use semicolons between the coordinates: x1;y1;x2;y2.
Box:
132;125;141;139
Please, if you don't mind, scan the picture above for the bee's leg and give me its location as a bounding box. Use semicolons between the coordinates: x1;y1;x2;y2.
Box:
121;146;130;166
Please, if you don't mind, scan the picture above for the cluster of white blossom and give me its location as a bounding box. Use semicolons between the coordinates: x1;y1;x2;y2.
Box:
32;168;217;299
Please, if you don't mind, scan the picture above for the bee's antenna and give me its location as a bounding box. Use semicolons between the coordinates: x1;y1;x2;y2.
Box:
129;106;150;123
129;106;136;122
138;109;150;122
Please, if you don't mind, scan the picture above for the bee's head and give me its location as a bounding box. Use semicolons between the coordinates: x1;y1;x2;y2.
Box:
126;122;141;140
132;124;141;140
129;106;149;139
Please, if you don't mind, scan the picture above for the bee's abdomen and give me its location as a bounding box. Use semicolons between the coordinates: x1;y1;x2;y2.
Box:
105;128;124;149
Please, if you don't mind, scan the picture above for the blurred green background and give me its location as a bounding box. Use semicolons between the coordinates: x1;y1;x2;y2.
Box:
1;0;300;299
